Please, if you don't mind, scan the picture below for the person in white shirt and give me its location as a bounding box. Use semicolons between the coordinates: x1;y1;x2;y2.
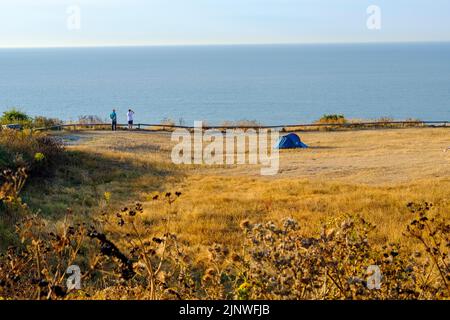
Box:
127;109;135;129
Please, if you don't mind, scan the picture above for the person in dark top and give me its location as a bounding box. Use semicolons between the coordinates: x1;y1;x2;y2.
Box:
110;109;117;131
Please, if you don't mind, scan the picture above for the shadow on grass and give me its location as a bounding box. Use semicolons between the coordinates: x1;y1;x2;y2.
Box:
22;149;183;218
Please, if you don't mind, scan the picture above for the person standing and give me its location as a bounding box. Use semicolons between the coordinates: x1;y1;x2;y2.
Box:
127;109;135;130
110;109;117;131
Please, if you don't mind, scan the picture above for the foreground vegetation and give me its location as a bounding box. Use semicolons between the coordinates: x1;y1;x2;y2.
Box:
0;119;449;299
1;170;449;299
0;129;63;174
0;109;62;129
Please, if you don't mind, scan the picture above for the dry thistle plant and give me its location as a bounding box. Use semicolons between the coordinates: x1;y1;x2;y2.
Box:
404;202;450;298
0;169;449;300
0;211;88;299
86;191;199;300
225;205;449;300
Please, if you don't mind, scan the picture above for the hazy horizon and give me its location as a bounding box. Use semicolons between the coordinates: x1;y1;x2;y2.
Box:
1;40;450;50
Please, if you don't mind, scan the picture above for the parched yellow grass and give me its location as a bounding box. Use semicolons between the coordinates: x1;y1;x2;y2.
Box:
138;175;450;251
204;127;450;184
63;127;450;184
47;127;450;253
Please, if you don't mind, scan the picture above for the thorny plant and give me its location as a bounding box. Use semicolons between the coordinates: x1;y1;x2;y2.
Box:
0;210;88;299
0;168;27;204
0;169;449;300
228;202;448;300
230;215;436;300
405;202;450;298
0;168;29;227
87;191;198;300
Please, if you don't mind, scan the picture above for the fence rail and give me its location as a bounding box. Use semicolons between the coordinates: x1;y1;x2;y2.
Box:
32;120;449;132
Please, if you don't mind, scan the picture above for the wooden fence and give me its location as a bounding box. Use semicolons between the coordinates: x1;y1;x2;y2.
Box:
33;120;449;132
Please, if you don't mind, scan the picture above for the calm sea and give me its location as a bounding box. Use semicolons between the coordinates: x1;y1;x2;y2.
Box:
0;43;449;125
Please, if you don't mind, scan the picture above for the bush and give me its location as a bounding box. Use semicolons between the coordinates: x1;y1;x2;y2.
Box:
316;114;347;124
0;110;64;129
33;116;63;129
0;130;64;175
0;108;32;127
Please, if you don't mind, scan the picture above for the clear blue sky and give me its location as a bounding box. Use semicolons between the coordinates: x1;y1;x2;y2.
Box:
0;0;449;47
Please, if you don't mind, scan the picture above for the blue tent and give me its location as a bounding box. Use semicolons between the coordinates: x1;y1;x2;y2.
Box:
274;133;308;149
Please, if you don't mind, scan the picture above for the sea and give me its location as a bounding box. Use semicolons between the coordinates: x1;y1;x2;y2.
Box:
0;42;449;125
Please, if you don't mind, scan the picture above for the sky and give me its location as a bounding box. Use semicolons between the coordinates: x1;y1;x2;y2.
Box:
0;0;449;48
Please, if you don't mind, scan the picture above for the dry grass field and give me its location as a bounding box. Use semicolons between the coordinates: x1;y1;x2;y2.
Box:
2;126;449;299
63;127;450;184
36;127;449;252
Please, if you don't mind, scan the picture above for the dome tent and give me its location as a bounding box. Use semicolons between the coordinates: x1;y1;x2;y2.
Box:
274;133;308;149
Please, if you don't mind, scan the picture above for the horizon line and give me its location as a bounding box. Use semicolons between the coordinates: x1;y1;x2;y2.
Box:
1;40;450;49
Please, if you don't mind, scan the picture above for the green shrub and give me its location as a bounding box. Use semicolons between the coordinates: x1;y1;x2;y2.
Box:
0;130;64;175
0;110;63;129
0;108;32;127
316;114;347;124
1;108;30;123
